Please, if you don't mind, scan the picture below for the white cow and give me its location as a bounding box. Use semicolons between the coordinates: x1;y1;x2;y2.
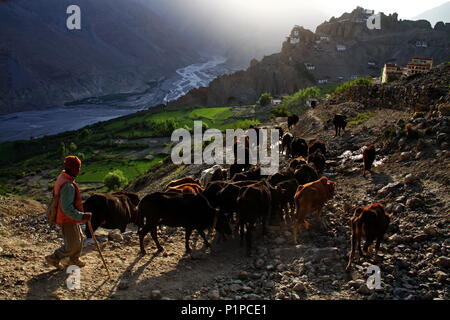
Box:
200;164;223;186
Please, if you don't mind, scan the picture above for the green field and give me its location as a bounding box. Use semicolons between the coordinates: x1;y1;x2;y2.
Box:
0;104;266;196
77;157;164;183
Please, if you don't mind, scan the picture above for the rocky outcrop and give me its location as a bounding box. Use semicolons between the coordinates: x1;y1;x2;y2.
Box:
169;7;450;109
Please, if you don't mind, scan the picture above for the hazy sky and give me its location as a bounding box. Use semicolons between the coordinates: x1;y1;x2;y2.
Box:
220;0;449;22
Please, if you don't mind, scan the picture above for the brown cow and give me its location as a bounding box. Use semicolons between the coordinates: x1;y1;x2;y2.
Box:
165;177;201;190
167;183;204;195
293;177;335;243
346;203;392;271
362;145;376;177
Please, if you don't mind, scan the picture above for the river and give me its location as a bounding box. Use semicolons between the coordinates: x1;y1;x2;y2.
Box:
0;56;232;143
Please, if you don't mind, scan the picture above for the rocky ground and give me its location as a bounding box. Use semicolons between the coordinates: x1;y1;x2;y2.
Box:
1;89;449;300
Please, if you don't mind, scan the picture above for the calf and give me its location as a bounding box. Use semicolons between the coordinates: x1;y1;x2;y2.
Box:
137;192;231;255
288;114;300;129
333;114;347;136
346;203;391;271
83;192;140;238
291;137;308;158
293;177;335;243
362;145;376;177
281;132;294;156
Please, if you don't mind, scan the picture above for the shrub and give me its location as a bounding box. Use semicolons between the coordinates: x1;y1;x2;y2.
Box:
271;105;289;117
348;112;374;127
103;169;128;191
258;93;273;106
334;77;373;95
281;87;321;113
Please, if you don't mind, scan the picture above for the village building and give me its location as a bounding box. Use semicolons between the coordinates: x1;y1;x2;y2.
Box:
336;44;346;51
304;62;315;71
406;57;433;74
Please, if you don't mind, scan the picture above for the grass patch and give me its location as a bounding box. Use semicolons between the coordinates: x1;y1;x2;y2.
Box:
348;112;375;127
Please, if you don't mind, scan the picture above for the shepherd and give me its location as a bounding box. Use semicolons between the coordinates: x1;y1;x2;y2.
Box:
45;156;92;269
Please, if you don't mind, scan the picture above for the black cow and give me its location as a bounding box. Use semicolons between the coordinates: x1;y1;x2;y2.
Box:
294;164;319;185
288;114;300;129
307;150;326;175
137;192;231;255
281;132;294;156
236;181;273;256
333;114;347;136
276;178;299;219
291;137;308;158
268;169;294;186
83;191;140;238
308;140;326;156
362;145;376;177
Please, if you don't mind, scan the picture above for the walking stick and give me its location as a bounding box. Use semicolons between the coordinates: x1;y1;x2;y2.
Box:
87;221;111;278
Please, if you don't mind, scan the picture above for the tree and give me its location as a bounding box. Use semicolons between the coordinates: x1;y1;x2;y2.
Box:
258;93;273;106
69;142;77;152
103;169;128;191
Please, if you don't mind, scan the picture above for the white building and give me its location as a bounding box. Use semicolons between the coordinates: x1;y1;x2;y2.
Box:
318;79;328;84
304;63;315;71
336;44;346;51
320;36;330;41
290;37;300;44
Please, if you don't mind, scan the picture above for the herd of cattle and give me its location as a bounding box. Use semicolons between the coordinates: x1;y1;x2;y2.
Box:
81;113;390;272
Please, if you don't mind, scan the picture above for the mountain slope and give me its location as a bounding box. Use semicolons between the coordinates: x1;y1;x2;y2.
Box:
0;0;201;114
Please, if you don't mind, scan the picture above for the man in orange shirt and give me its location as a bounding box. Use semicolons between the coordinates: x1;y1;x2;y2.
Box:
45;156;92;269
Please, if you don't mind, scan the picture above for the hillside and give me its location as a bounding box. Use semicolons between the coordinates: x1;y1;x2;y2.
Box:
0;0;201;114
0;63;449;300
167;7;450;108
